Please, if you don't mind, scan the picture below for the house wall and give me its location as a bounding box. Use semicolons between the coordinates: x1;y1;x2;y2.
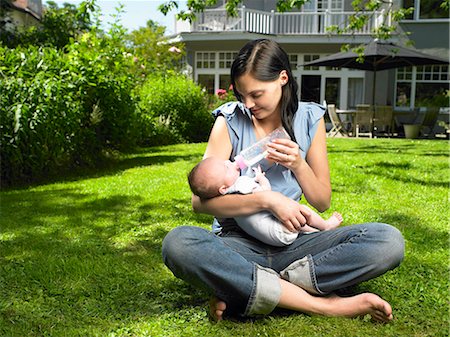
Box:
177;0;449;110
243;0;277;11
399;21;450;59
4;0;42;28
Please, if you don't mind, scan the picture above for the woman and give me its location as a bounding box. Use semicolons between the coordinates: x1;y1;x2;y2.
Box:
162;39;404;322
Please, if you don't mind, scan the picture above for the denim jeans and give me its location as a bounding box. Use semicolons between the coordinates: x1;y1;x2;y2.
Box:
162;222;404;317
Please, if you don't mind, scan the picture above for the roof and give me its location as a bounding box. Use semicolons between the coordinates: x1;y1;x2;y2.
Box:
7;0;42;21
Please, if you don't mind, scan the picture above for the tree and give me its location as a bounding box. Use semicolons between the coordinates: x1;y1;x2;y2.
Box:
1;0;98;48
126;19;185;78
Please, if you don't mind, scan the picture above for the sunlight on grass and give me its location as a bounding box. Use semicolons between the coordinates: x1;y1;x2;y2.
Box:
1;139;448;336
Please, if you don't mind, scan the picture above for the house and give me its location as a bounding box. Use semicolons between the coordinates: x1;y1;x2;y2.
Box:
171;0;449;112
2;0;43;30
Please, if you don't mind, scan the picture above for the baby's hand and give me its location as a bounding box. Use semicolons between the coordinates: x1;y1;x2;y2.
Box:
253;165;271;191
252;165;265;179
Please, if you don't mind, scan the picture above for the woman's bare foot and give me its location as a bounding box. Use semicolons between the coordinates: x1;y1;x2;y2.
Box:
325;293;393;322
323;212;343;230
210;288;392;323
209;297;226;322
280;280;393;323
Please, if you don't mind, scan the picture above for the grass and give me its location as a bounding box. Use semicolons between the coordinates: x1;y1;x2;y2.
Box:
0;138;448;337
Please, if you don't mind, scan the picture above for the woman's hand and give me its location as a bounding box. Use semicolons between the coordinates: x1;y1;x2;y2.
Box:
267;191;312;232
266;138;303;170
266;120;332;213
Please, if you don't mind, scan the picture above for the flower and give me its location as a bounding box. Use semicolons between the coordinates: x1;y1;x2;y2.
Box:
216;89;227;100
168;46;181;53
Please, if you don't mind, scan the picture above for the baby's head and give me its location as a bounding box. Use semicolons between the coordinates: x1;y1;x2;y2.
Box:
188;157;240;199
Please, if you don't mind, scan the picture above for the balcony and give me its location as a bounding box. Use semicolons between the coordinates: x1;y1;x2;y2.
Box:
178;7;388;35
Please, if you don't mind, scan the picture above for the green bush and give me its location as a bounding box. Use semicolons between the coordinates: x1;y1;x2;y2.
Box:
0;35;138;185
1;46;87;183
0;2;215;186
65;32;139;150
138;74;213;145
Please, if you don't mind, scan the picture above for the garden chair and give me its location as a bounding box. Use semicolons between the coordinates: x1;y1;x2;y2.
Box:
373;105;394;137
326;104;349;137
420;107;439;138
355;104;373;138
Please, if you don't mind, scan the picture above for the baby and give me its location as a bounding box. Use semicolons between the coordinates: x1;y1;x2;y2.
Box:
188;157;343;246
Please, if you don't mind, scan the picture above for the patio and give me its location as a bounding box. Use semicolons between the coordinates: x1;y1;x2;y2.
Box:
326;104;449;139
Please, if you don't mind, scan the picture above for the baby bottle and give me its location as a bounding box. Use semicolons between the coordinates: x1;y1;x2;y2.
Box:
234;127;290;169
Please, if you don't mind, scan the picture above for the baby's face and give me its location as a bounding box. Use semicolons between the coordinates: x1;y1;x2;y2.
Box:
222;160;240;187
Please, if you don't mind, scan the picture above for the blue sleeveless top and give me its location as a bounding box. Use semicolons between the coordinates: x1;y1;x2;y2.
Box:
211;101;325;232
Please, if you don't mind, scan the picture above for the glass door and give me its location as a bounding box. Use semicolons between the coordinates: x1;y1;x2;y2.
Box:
301;75;321;103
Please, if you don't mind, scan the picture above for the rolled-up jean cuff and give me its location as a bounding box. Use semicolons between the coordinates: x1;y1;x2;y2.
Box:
244;264;281;316
280;255;324;295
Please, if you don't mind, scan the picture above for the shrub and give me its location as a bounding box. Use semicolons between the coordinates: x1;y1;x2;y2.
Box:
209;86;236;111
0;34;138;185
0;46;87;183
65;32;139;150
138;74;213;145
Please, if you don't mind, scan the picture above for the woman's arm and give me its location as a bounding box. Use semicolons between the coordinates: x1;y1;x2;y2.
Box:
267;118;331;212
192;116;310;231
192;190;311;233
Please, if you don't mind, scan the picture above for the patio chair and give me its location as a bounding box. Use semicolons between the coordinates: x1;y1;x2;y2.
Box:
326;104;349;137
420;107;439;138
355;104;373;138
373;105;394;137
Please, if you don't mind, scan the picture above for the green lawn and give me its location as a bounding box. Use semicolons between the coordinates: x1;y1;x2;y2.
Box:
1;139;448;337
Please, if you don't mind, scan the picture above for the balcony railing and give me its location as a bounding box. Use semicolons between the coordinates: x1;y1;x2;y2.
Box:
188;7;387;35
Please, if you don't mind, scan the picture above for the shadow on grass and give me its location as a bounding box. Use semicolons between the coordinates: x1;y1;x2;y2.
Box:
327;141;448;157
365;161;448;188
377;211;448;250
331;159;448;189
0;187;212;334
2;145;205;191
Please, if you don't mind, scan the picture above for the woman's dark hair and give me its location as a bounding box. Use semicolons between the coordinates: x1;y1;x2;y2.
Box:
230;39;299;141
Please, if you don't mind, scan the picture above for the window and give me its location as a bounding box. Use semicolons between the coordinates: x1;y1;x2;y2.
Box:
325;78;340;106
303;0;343;12
219;75;232;91
301;75;321;103
197;74;215;94
303;55;320;70
318;0;343;11
218;52;237;69
402;0;449;20
396;65;450;108
415;83;449;107
396;83;411;107
195;52;236;95
196;52;215;69
347;78;364;109
289;54;298;70
415;65;448;81
397;67;413;81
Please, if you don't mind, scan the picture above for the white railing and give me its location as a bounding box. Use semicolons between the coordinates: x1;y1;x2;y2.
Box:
190;7;387;35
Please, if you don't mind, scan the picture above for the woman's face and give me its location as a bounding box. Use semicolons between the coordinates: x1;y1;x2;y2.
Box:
234;71;287;120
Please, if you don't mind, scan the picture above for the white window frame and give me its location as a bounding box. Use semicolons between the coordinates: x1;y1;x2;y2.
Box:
402;0;450;22
297;54;365;109
195;51;236;93
395;65;450;109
